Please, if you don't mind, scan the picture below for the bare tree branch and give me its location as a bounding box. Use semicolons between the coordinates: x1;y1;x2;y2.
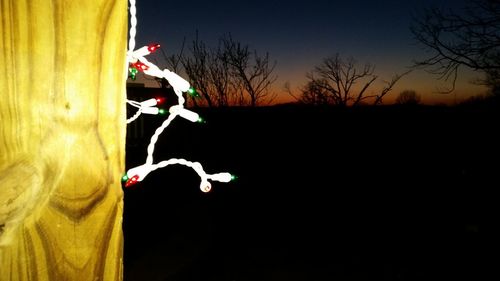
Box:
222;35;278;106
283;82;301;102
302;54;403;106
411;0;500;94
180;34;277;106
373;70;413;105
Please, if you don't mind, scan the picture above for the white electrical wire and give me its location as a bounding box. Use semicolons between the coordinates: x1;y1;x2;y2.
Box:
124;0;233;190
150;159;232;192
127;108;142;124
128;0;137;56
145;112;177;165
126;98;162;123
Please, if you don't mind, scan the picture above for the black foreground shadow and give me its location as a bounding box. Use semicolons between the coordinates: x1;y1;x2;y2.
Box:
123;104;498;281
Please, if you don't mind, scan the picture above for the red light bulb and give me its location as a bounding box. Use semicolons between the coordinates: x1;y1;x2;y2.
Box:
133;61;149;72
155;97;165;104
148;43;161;53
125;175;140;187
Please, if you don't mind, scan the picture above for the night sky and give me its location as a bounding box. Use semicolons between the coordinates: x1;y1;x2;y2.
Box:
131;0;486;105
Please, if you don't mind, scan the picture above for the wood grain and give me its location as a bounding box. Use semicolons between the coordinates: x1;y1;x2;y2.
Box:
0;0;127;280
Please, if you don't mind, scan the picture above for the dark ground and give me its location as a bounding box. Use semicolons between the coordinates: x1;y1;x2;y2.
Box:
122;103;498;281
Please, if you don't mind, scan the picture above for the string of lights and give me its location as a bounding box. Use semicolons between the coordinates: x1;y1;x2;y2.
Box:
123;0;234;191
126;98;166;124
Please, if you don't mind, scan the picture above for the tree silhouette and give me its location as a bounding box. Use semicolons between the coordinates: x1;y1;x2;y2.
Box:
222;35;277;106
299;80;335;105
395;90;421;105
182;36;214;107
182;34;277;107
411;0;500;94
302;54;407;106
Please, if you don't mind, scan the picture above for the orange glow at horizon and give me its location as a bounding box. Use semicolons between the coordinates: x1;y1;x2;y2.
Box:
271;68;489;106
132;67;488;106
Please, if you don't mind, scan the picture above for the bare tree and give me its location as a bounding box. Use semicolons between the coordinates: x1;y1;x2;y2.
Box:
222;35;278;106
411;0;500;93
395;90;421;105
181;34;277;107
302;54;407;106
182;35;214;107
209;41;239;106
299;80;335;105
164;38;186;73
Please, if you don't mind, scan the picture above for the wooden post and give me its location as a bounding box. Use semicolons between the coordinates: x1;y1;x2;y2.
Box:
0;0;126;280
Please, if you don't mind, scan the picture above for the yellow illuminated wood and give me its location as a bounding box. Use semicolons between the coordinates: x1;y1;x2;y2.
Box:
0;0;126;280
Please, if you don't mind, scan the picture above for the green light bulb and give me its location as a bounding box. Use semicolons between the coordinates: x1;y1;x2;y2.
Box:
158;108;166;115
188;87;200;97
230;174;238;181
121;174;129;182
129;67;138;80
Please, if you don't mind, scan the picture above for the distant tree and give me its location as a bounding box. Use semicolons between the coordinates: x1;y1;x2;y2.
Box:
182;34;277;107
302;53;408;106
395;90;421;105
221;35;278;106
182;35;215;107
164;38;186;73
300;80;334;105
411;0;500;94
459;94;487;106
458;92;499;106
211;40;239;106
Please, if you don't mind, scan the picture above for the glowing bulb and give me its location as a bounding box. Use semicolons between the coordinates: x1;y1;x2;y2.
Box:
158;108;166;115
148;43;161;53
125;175;140;187
155;97;165;104
208;172;233;183
132;61;149;71
129;67;138;80
200;181;212;192
130;43;161;58
126;164;152;184
188;87;200;97
121;174;129;182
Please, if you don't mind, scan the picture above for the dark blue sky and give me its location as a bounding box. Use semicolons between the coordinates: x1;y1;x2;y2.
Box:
131;0;484;104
